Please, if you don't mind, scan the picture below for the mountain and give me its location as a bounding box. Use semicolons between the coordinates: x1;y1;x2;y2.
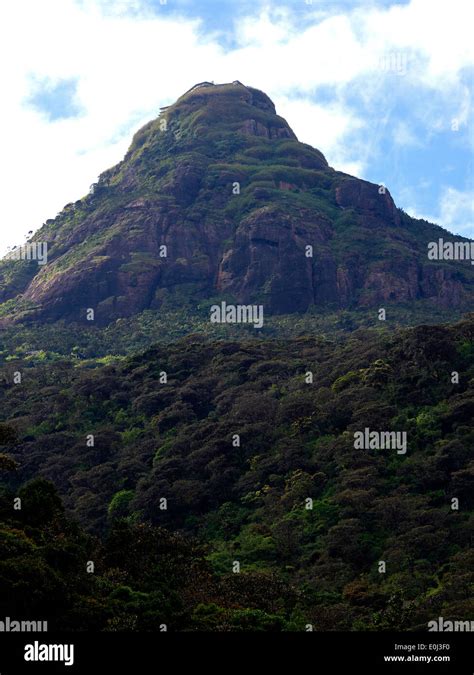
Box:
1;81;473;635
1;81;473;328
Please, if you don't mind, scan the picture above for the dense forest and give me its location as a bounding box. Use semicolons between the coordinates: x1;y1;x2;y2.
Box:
1;315;473;630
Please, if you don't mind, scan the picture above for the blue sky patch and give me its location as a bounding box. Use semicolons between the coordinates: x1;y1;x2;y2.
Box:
26;77;83;122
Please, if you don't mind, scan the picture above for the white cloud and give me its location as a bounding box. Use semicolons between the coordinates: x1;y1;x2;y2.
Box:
438;187;474;236
406;186;474;237
0;0;223;254
392;121;422;148
276;97;366;176
0;0;472;255
362;0;474;86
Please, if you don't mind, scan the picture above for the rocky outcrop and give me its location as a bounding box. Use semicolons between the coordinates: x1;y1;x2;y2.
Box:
335;178;401;227
1;81;473;325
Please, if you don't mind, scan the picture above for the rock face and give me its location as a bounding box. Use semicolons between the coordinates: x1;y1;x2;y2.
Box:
1;81;473;325
335;179;401;227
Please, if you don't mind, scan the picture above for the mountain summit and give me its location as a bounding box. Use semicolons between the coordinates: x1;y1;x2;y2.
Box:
1;81;473;325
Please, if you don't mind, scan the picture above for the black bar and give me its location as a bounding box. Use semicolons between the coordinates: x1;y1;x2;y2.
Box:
0;632;472;674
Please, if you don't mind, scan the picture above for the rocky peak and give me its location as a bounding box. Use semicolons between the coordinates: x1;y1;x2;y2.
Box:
0;82;473;327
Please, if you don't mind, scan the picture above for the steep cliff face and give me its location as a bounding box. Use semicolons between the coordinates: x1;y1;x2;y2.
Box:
1;81;473;325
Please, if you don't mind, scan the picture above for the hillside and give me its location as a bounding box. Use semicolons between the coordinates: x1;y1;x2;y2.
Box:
1;316;473;630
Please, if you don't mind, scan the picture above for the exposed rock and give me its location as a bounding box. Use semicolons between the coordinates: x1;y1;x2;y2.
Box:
0;81;472;326
335;178;401;227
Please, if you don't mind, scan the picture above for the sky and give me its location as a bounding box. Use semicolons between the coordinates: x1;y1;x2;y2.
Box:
0;0;472;255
